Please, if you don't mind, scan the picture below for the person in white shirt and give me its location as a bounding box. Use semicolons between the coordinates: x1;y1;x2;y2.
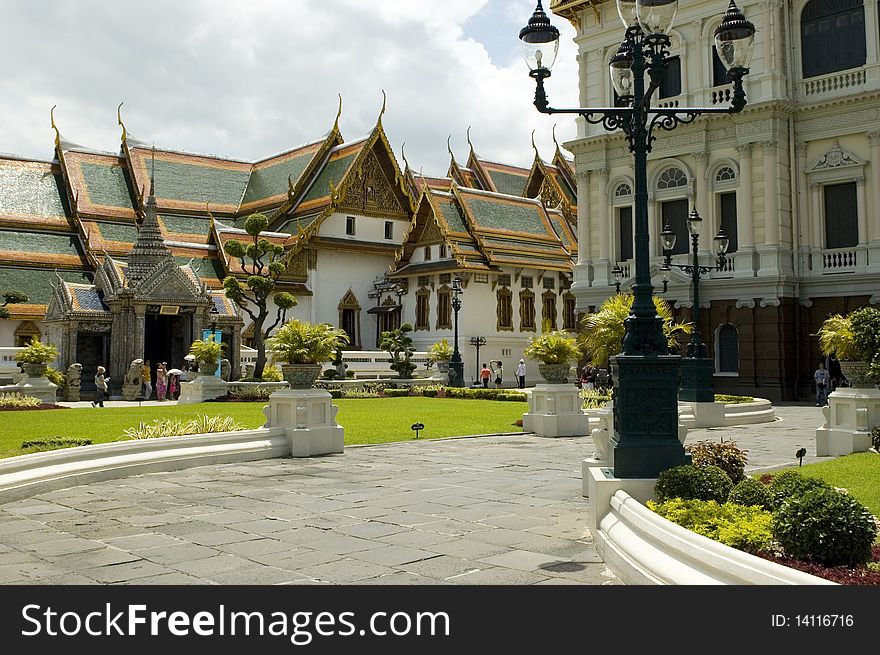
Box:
516;359;527;389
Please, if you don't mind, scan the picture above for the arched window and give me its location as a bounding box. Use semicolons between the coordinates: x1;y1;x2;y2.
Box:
801;0;866;78
715;167;736;183
657;167;689;256
717;324;739;373
713;166;738;254
615;183;632;198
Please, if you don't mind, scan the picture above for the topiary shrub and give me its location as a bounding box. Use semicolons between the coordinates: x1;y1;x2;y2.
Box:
872;426;880;451
648;498;774;553
685;439;748;483
21;437;92;451
728;477;773;510
773;487;878;567
654;464;733;503
767;469;832;510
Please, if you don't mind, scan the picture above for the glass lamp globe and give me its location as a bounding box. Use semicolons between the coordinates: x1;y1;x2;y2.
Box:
636;0;678;35
687;209;702;236
714;229;730;256
714;1;755;70
660;223;677;253
610;40;634;98
616;0;639;28
519;1;561;71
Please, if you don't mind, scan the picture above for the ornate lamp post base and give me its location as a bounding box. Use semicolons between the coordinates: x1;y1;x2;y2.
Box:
448;360;465;388
610;354;690;478
678;357;715;403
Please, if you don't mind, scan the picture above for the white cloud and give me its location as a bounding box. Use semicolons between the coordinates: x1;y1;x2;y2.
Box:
0;0;581;174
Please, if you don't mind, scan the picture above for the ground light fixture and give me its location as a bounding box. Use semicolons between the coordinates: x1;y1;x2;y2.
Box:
519;0;754;478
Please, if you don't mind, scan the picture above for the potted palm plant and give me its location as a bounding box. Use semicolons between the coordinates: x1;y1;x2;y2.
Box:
189;338;223;375
818;307;880;387
578;293;693;367
267;320;350;388
524;328;582;383
427;338;453;373
14;337;59;378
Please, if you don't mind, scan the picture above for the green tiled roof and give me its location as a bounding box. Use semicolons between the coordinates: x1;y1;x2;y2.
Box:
154;159;250;207
0;230;85;256
300;152;357;205
0;165;68;218
0;267;91;304
278;214;321;235
438;201;467;233
161;214;212;237
465;197;546;235
80;162;135;209
97;222;138;244
487;170;528;197
173;255;225;281
242;151;314;206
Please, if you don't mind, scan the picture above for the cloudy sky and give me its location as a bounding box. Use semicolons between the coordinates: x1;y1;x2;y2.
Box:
0;0;579;176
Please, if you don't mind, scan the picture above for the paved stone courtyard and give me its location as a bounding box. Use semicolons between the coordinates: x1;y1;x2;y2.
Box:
0;404;828;585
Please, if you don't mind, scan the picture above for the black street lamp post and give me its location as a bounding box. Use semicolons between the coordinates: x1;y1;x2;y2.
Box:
611;264;623;294
449;276;465;388
520;0;754;478
469;336;486;385
661;210;730;402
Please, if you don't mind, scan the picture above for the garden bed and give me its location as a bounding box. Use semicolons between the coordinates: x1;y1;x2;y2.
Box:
0;403;68;411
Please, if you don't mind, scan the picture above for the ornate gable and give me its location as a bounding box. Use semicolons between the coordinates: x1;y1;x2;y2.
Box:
134;263;207;303
337;150;409;219
415;215;444;245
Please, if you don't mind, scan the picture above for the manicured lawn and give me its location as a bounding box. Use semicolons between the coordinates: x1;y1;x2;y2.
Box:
0;398;526;459
775;453;880;516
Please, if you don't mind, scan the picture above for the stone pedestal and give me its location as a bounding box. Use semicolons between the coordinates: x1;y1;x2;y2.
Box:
522;383;589;438
5;375;59;404
679;401;727;428
177;376;228;405
263;388;344;457
678;357;715;403
815;388;880;456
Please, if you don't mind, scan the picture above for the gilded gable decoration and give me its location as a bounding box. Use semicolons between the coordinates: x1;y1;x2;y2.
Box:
338;151;408;218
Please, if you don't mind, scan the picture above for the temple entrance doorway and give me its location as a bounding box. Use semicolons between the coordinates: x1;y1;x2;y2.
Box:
145;312;192;372
76;332;110;394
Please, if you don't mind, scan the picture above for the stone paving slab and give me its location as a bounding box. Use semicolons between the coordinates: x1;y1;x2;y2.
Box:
0;404;833;585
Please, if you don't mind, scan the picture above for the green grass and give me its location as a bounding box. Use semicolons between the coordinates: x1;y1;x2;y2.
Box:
0;398;527;458
772;453;880;516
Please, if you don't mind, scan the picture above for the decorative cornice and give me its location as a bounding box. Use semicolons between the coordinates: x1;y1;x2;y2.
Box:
759;297;781;308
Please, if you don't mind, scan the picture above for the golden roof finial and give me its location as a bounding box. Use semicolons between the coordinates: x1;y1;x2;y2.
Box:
333;93;343;133
50;105;60;149
287;173;296;200
378;89;387;125
117;102;127;146
531;129;540;159
447;135;455;163
400;142;411;173
205;201;215;227
552;124;560;151
466;125;474;155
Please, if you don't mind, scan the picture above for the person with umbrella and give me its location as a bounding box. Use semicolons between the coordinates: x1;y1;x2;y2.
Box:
166;366;184;401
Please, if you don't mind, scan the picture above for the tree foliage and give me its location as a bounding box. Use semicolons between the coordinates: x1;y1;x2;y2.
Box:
578;293;693;367
0;290;29;320
221;213;297;379
380;323;417;379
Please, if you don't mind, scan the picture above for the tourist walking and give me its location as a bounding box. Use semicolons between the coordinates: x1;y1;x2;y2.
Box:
480;362;492;389
142;359;152;400
92;366;109;407
167;373;179;401
516;359;526;389
492;360;503;388
156;362;168;401
814;361;831;406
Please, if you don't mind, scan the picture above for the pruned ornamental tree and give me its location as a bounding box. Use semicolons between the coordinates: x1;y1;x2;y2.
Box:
222;213;297;379
380;323;417;379
0;290;28;319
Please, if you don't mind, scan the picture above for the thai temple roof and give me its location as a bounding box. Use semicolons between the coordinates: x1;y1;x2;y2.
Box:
0;106;577;319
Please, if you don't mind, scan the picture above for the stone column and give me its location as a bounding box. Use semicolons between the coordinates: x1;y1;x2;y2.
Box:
735;143;755;277
810;181;823;273
794;142;810;274
694;151;710;254
868;133;880;244
762;140;780;246
595;168;611;284
575;169;592;288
